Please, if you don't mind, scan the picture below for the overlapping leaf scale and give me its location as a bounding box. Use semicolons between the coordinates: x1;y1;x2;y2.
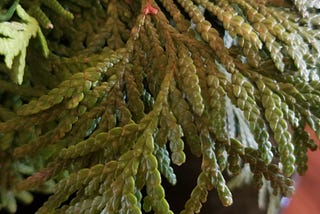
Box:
142;133;173;214
124;69;145;122
159;0;190;32
0;0;319;213
43;3;104;56
301;88;320;112
231;73;273;164
202;134;233;207
221;4;263;67
227;138;245;175
256;79;295;176
13;109;79;158
144;16;201;157
154;113;169;147
280;102;300;128
258;4;318;79
157;99;186;166
104;155;140;213
214;142;228;171
54;158;93;184
169;80;201;156
206;74;228;142
290;82;320;126
51;49;114;79
138;18;168;97
176;0;234;72
242;148;294;197
176;45;204;116
289;28;320;69
32;127;157;213
237;36;262;67
190;48;229;143
104;0;129;50
0;103;64;133
292;127;317;175
268;9;320;77
113;89;134;127
140;66;173;126
180;171;210;214
154;144;177;185
255;22;285;72
58;123;139;160
16;50;122;116
94;91;119;132
64;107;104;142
231;0;319;79
264;20;303;60
15;124;137;191
14;84;107;158
80;3;130;53
59;195;108;214
43;67;173;191
294;105;320;139
134;28;156;94
16;70;98;116
168;127;186;166
229;0;285;72
181;131;232;214
254;76;301;128
196;0;262;50
35;163;117;214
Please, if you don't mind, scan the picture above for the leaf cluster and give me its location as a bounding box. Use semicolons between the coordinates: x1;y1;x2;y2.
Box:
0;0;319;213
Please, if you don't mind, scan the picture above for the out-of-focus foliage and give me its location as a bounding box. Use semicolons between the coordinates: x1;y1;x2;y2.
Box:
0;0;319;213
0;2;48;84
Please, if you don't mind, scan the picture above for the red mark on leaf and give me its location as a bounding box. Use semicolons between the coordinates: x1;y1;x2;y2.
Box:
142;0;158;15
17;169;52;191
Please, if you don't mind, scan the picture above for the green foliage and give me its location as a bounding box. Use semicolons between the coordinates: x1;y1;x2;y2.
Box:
0;3;48;84
0;0;319;213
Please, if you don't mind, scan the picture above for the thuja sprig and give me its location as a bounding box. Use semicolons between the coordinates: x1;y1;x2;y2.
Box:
242;148;295;197
0;0;319;213
154;144;177;186
159;0;190;32
181;130;233;214
175;0;235;72
230;72;273;164
142;16;168;96
196;0;263;50
204;64;228;142
27;0;73;29
256;79;295;176
176;43;204;116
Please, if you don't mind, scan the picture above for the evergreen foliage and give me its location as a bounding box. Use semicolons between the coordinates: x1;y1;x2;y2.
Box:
0;0;319;213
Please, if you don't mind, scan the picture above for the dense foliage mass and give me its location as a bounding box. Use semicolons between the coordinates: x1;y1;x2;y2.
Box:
0;0;319;213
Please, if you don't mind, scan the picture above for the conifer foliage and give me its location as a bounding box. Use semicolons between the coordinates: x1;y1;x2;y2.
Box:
0;0;319;213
